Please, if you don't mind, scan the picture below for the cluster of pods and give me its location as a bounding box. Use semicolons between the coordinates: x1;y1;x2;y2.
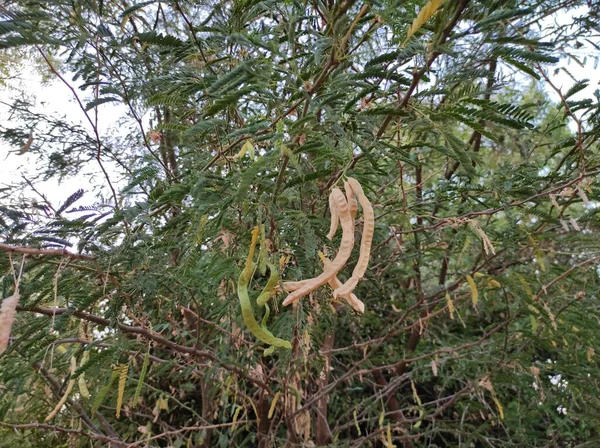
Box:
282;177;374;313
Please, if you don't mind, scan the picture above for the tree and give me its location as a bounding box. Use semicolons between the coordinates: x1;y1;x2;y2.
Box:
1;0;600;446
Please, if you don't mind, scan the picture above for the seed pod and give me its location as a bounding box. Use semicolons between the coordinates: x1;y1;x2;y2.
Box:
256;263;279;307
326;192;340;240
0;292;20;355
320;254;364;313
332;275;359;299
344;180;358;220
282;188;354;306
333;177;374;298
238;227;291;349
282;280;308;292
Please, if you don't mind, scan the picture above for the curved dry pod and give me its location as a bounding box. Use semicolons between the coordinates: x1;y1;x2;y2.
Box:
326;191;340;240
332;275;359;299
344;180;358;220
282;188;354;306
321;255;364;313
0;292;20;355
333;177;374;298
282;279;309;292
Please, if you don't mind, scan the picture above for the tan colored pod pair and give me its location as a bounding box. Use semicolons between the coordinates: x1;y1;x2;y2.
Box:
282;177;373;312
282;187;355;306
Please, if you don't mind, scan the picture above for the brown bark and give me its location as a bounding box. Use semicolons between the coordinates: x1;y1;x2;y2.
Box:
257;390;272;448
315;333;335;445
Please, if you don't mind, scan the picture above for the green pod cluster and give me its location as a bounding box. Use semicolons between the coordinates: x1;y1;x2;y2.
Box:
237;228;291;351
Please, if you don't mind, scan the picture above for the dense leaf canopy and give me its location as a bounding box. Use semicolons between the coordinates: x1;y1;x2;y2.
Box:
1;0;600;446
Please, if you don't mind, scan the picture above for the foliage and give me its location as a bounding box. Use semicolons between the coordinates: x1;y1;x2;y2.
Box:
1;0;600;446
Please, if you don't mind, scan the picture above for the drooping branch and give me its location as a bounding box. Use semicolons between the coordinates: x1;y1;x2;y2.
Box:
16;306;272;393
0;243;94;261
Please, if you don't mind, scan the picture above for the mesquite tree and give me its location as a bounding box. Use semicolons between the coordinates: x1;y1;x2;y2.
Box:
1;0;600;446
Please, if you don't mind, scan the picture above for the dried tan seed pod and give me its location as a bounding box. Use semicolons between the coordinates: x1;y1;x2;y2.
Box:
0;292;20;355
344;180;358;220
283;256;365;313
282;188;354;306
326;192;340;240
332;275;359;298
320;255;364;313
282;280;308;292
333;178;374;298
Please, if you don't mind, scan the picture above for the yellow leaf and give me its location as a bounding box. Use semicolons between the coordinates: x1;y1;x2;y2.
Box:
116;363;129;418
195;214;209;244
244;140;255;159
527;304;540;314
587;347;594;362
279;254;291;271
231;405;242;431
353;409;361;435
446;293;455;320
233;140;254;160
530;315;537;331
527;234;546;272
456;309;467;328
17;134;33;155
78;375;90;399
268;391;281;419
386;424;396;448
391;304;402;313
518;275;533;299
466;274;478;307
488;279;501;289
403;0;446;46
410;380;422;406
474;272;486;278
78;351;90;399
541;302;557;330
491;393;504;420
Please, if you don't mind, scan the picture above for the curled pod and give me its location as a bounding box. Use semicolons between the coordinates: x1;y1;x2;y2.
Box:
282;188;354;306
320;254;364;313
238;227;291;349
332;275;359;299
326;191;340;240
344;180;358;220
333;177;374;298
239;266;291;349
256;263;279;307
0;292;20;355
281;279;308;293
